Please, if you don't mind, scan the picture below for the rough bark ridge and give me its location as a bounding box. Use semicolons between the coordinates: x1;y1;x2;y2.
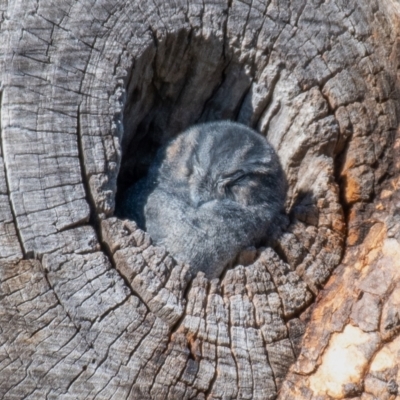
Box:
0;0;399;399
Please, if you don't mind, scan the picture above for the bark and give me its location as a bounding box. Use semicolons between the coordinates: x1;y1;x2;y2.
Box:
0;0;399;399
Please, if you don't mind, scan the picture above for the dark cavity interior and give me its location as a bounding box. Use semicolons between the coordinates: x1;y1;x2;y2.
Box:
116;29;270;204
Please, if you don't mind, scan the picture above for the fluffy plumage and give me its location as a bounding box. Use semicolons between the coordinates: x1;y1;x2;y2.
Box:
119;121;287;279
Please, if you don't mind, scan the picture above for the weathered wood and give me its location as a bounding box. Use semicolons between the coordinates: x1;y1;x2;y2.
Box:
0;0;399;398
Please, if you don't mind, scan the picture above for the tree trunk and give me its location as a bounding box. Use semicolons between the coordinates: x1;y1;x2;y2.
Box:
1;0;399;399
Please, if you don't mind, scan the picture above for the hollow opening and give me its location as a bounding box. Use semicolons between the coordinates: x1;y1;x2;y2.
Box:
111;25;345;292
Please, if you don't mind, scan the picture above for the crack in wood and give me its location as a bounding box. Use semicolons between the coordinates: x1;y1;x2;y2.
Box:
0;89;26;259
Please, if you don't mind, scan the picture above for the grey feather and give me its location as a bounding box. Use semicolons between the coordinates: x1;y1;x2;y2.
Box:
119;121;287;279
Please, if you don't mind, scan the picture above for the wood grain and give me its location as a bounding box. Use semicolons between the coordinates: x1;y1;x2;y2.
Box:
0;0;399;398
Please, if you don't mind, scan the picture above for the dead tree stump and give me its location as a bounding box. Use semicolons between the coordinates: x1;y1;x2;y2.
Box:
0;0;399;399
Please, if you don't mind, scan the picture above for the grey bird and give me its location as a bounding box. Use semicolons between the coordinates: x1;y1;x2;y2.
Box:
118;121;287;279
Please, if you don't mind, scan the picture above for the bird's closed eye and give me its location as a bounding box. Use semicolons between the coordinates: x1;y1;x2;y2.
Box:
227;172;259;187
230;174;247;185
221;170;245;183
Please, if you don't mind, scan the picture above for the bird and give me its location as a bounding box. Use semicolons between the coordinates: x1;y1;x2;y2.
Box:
118;120;287;279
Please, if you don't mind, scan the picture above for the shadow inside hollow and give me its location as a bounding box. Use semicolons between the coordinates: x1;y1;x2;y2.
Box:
288;190;320;227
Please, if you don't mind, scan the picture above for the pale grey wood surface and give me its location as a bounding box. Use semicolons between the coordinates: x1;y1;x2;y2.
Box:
0;0;399;399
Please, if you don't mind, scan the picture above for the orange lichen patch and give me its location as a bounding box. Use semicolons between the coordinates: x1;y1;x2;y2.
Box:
341;152;357;171
342;174;362;205
347;228;360;247
353;223;386;271
186;332;201;361
346;207;362;246
291;270;355;375
292;223;389;375
309;325;381;398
